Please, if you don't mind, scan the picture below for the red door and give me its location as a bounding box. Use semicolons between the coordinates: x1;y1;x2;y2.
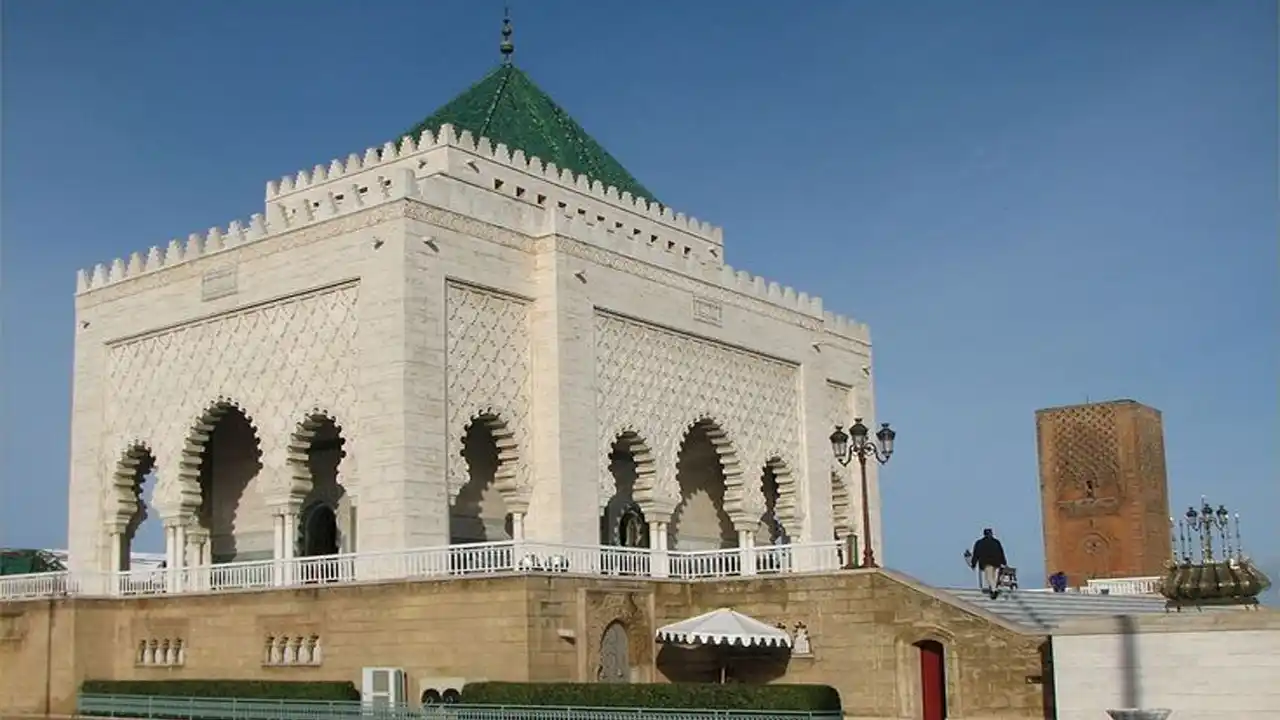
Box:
918;640;947;720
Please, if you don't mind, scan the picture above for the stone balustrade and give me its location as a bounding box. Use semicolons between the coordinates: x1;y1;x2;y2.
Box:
0;539;844;601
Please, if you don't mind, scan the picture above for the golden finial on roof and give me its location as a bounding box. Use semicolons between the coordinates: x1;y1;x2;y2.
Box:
500;6;515;65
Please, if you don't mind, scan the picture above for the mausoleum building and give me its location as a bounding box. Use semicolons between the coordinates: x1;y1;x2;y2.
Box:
65;34;877;584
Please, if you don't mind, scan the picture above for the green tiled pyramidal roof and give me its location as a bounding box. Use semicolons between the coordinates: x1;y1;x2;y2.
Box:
405;64;658;204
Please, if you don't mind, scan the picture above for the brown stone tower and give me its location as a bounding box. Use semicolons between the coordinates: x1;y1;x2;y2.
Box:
1036;399;1172;586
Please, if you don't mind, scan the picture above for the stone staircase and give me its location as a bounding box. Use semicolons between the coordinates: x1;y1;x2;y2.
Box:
941;588;1194;632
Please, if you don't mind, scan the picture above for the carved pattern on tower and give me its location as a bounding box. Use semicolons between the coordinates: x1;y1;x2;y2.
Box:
104;285;359;514
444;282;532;500
1051;403;1121;501
594;312;800;516
825;381;854;535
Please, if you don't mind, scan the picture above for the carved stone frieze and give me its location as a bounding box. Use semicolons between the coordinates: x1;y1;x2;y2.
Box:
444;282;532;501
105;284;359;515
80;204;402;309
594;312;800;517
555;234;822;330
403;200;536;255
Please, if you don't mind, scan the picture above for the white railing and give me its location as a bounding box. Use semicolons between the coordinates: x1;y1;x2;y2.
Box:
1082;576;1163;595
0;570;78;599
1021;575;1165;596
0;539;843;601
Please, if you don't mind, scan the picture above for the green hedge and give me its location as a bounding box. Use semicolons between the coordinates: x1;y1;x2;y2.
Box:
80;679;360;701
460;682;842;711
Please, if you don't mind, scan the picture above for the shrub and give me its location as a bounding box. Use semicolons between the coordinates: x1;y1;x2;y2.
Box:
459;682;841;711
79;679;360;701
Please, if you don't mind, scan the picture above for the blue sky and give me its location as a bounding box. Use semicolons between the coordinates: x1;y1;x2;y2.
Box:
2;1;1276;592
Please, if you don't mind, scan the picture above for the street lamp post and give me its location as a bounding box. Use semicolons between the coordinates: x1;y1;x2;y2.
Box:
830;418;896;569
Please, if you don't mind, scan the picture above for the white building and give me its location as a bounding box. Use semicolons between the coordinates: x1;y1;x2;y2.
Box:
65;31;878;587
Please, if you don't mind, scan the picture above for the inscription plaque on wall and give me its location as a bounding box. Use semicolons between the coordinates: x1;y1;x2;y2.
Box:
201;266;238;302
691;297;722;326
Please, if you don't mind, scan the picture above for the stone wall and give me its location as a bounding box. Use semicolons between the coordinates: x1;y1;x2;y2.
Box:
1051;610;1280;720
0;571;1049;719
653;571;1051;719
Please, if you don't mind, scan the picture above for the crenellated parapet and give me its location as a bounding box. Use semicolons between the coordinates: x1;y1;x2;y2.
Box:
266;124;720;242
73;122;869;341
75;168;422;295
544;211;868;343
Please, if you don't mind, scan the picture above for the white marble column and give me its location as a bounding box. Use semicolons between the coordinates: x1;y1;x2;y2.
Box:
648;521;669;578
162;522;186;593
283;512;298;560
105;529;125;596
272;509;301;586
108;531;124;573
738;529;758;577
172;524;187;592
271;513;285;586
185;529;208;591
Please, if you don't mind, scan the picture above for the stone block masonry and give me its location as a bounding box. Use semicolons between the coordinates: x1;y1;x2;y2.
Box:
0;570;1051;719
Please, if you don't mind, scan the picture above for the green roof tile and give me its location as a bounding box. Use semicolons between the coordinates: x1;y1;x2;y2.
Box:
405;64;658;204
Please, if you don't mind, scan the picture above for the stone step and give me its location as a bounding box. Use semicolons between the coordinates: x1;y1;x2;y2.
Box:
941;588;1182;631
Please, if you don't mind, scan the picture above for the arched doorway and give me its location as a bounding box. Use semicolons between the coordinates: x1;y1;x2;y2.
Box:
669;420;737;551
110;444;162;584
916;640;947;720
600;431;654;548
598;621;630;683
450;417;512;545
301;504;339;557
187;402;265;564
291;413;351;556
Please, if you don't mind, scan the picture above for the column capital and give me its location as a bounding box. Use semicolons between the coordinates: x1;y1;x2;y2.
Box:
269;501;305;516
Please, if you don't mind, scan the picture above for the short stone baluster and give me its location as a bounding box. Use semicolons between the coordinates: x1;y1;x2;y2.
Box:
308;635;322;665
272;636;287;665
263;636;275;665
287;636;302;665
174;638;186;666
146;639;159;665
160;639;172;665
136;640;147;665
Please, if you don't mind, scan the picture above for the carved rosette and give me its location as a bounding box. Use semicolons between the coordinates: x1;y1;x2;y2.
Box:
594;312;800;524
444;282;532;504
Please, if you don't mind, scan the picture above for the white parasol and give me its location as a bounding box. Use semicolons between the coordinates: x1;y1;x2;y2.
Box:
655;608;793;649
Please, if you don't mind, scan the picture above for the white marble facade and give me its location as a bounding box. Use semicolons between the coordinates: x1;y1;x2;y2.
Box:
66;123;880;577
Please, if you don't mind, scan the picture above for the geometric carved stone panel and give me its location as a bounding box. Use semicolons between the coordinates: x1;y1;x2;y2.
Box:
594;312;800;514
825;381;854;534
1050;403;1121;500
444;281;531;498
825;381;853;468
105;284;359;512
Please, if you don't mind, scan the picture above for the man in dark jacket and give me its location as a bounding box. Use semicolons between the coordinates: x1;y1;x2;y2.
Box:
969;528;1008;598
